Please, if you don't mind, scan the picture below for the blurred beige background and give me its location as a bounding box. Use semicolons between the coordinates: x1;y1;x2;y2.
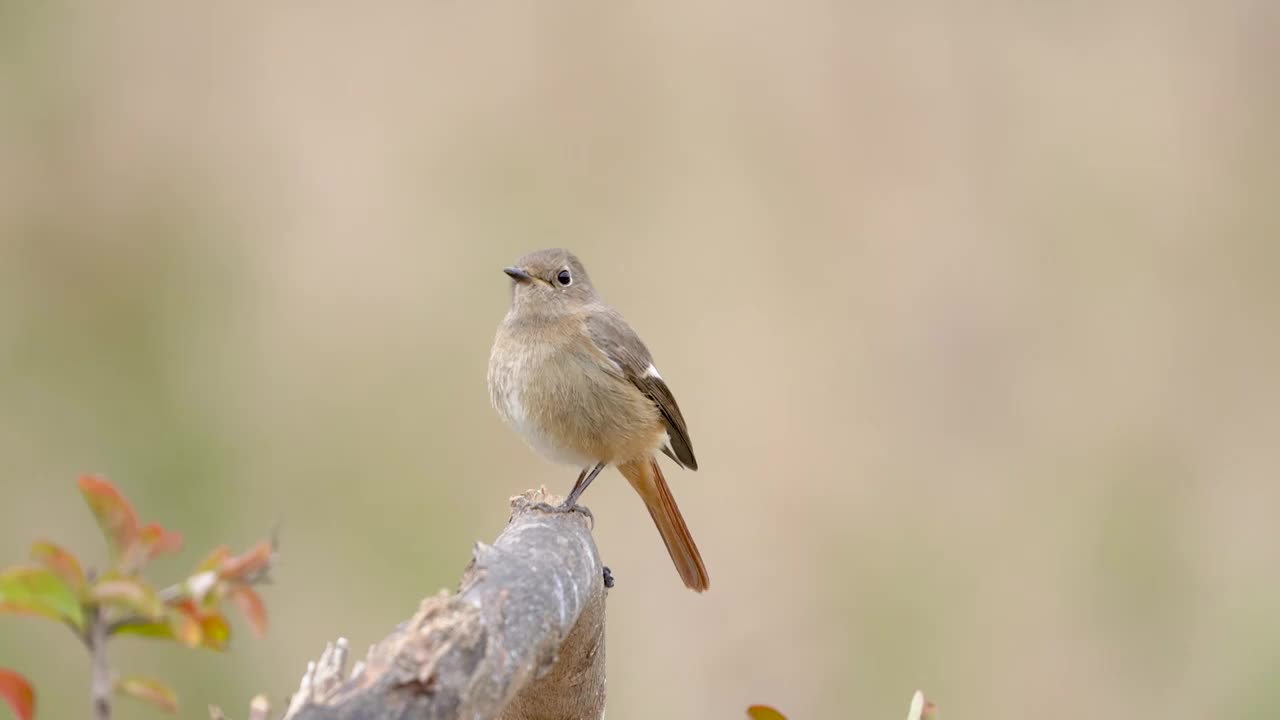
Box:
1;2;1277;719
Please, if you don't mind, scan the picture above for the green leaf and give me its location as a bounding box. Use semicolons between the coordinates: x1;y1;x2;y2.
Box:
29;541;87;596
199;612;230;650
113;611;195;646
78;475;139;562
114;603;206;648
747;706;787;720
116;676;178;713
0;668;35;720
90;578;164;621
114;602;231;651
112;620;176;641
0;565;84;629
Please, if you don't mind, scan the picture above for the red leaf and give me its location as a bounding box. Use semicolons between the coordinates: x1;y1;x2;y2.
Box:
116;676;178;713
218;541;272;582
77;475;139;562
0;669;35;720
0;565;85;629
747;706;787;720
90;578;164;620
229;586;268;638
29;542;86;596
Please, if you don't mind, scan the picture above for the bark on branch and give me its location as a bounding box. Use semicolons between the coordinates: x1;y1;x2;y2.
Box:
280;488;608;720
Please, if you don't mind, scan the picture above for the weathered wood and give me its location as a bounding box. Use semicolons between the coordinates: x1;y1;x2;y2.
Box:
281;489;607;720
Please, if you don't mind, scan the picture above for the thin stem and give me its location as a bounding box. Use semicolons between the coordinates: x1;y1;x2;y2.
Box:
87;604;111;720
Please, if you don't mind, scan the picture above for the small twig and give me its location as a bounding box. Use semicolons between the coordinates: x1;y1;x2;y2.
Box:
87;605;112;720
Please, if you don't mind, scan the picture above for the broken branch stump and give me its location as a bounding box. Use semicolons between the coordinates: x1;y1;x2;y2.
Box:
281;488;607;720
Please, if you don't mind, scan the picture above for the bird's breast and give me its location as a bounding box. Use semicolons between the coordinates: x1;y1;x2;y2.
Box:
488;322;599;467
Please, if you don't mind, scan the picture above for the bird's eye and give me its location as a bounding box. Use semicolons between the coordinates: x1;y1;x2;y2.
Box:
556;269;572;286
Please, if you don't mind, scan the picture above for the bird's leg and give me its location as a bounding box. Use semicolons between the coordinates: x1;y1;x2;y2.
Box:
529;462;606;526
562;462;606;509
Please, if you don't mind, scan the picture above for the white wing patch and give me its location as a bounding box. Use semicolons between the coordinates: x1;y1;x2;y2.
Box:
643;363;663;380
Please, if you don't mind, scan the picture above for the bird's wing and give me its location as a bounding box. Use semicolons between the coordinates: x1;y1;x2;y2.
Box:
585;309;698;470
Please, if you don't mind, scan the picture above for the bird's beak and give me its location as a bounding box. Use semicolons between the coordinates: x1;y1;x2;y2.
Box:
503;266;532;282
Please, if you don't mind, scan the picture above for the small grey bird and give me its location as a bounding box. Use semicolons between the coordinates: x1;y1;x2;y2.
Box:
487;248;709;592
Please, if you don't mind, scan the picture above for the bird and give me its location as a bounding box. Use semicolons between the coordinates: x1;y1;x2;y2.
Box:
487;248;709;592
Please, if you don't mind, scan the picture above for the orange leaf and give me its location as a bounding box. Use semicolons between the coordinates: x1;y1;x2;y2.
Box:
0;668;35;720
163;600;206;647
119;524;185;575
194;546;231;574
747;706;787;720
229;586;268;638
139;524;183;559
219;541;272;582
78;475;139;561
29;542;86;596
171;601;205;647
116;676;178;713
90;578;164;620
172;613;202;646
0;565;85;629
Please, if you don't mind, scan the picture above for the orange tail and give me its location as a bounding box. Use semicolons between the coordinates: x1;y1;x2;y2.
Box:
619;456;709;592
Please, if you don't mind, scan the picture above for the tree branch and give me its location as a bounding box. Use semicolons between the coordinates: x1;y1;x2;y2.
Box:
279;488;608;720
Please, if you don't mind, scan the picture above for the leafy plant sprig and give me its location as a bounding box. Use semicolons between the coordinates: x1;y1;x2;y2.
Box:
0;475;275;720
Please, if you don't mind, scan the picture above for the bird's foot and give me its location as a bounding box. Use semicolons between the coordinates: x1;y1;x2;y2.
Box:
602;565;615;589
529;501;594;528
